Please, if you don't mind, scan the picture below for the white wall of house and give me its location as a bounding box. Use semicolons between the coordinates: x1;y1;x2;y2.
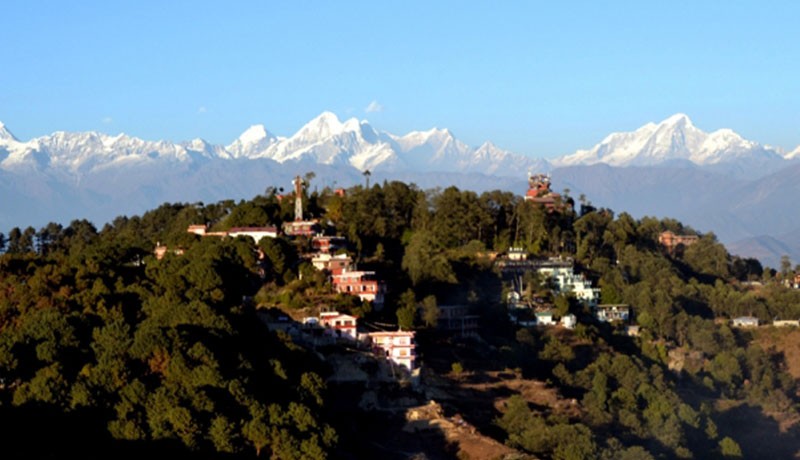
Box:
538;266;600;306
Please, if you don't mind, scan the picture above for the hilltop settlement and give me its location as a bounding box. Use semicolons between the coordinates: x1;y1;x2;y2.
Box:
0;173;799;459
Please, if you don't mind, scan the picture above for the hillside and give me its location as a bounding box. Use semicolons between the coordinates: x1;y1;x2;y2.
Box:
549;163;800;268
0;178;798;459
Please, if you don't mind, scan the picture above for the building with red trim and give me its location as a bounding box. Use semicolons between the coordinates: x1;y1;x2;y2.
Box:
524;173;562;210
332;270;385;307
312;235;347;254
312;253;352;275
319;311;358;341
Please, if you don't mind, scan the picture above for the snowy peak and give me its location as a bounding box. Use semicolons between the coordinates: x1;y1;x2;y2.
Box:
297;111;346;140
396;127;454;147
0;121;18;142
239;124;273;145
184;138;230;160
661;113;694;128
394;128;462;161
227;124;277;158
260;112;371;165
382;127;549;175
555;113;783;168
475;141;500;155
784;145;800;160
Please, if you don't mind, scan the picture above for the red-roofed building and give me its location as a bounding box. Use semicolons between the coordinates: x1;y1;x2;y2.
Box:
524;173;562;210
312;236;347;254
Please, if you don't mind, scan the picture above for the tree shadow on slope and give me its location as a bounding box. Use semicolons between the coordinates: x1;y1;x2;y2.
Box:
0;405;228;460
713;402;800;459
327;382;460;460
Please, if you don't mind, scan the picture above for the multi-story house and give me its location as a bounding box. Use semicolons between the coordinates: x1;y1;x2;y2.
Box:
367;331;416;371
311;253;352;275
537;264;600;307
332;270;386;307
319;311;358;340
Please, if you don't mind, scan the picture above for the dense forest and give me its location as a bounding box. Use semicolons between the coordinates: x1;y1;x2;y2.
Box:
0;179;798;459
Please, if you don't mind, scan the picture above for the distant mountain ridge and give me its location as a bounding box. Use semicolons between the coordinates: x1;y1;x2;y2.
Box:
0;112;546;178
3;112;798;178
2;113;800;268
553;114;792;178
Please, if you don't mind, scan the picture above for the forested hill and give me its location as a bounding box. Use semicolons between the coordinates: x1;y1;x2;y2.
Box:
0;180;798;459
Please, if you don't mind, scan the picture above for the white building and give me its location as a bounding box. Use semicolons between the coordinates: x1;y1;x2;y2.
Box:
186;224;278;243
319;311;358;340
535;311;555;326
594;304;630;323
537;265;600;307
367;331;416;371
773;319;800;328
507;247;528;261
561;314;577;329
311;253;352;275
732;316;759;328
228;227;278;243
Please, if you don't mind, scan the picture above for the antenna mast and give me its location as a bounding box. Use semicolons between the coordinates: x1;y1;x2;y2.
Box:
293;175;303;221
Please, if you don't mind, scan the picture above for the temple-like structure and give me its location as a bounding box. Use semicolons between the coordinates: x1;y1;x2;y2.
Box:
524;173;561;210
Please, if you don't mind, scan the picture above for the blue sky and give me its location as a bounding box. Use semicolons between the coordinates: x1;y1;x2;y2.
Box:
2;1;799;158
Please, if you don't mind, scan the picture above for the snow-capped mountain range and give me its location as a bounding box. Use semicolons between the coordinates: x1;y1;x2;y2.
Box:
2;112;797;180
0;112;546;178
554;113;788;168
2;111;800;268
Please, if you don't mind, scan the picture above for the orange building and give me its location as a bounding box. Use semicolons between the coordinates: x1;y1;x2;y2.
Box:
658;231;699;254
